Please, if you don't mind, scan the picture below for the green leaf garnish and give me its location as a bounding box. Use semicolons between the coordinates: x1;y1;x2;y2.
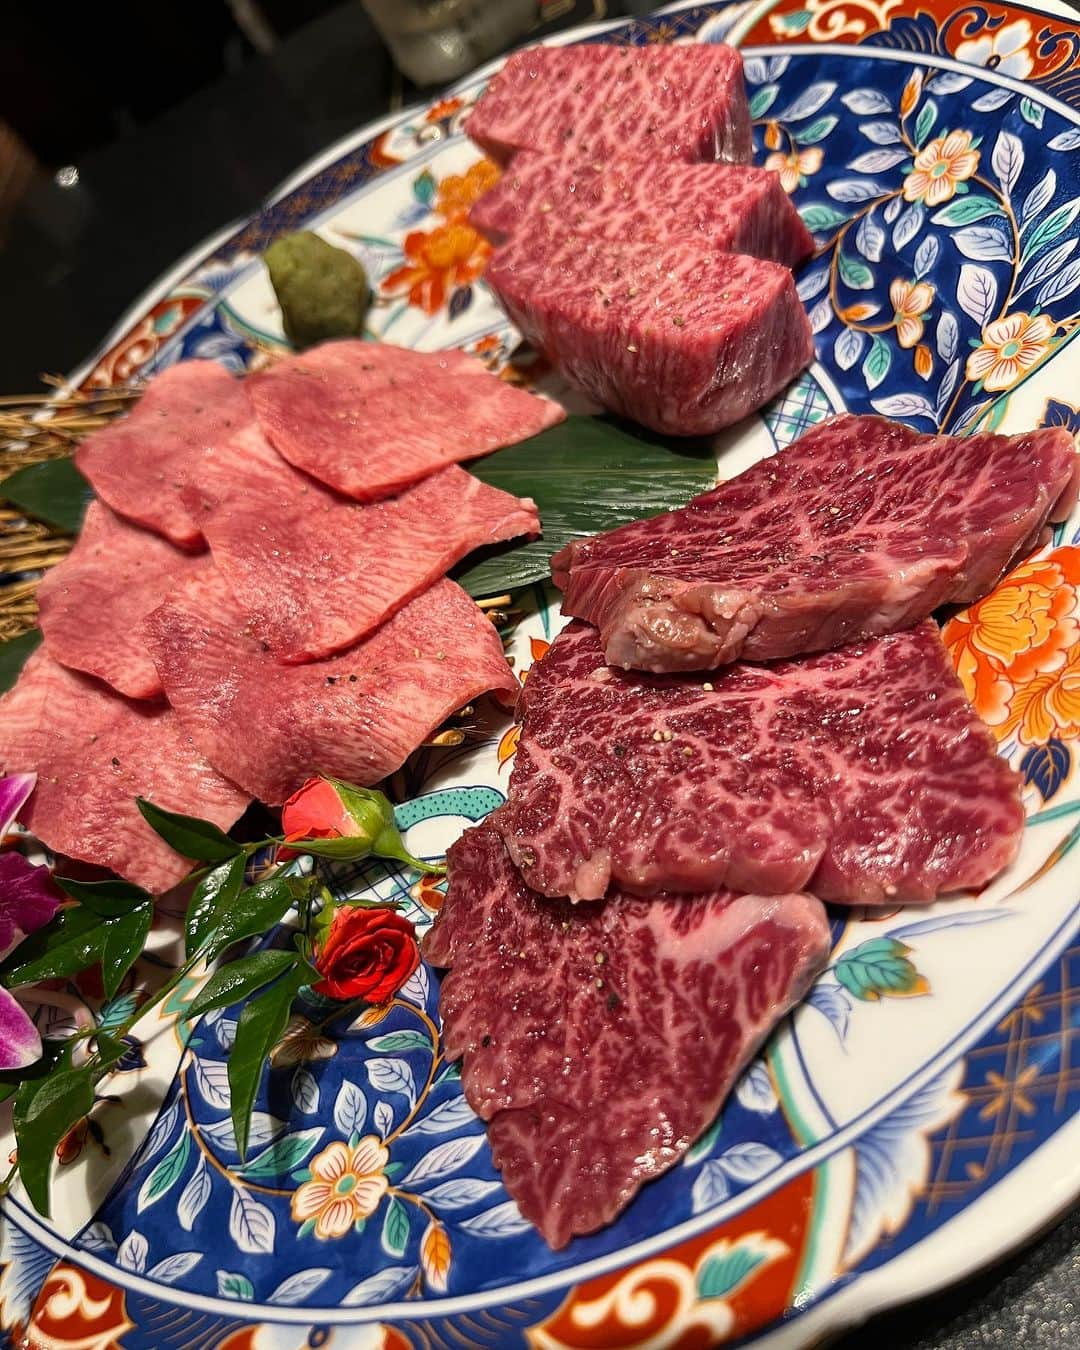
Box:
136;798;243;863
187;949;311;1020
101;902;154;999
0;630;41;695
185;854;247;959
0;458;90;533
228;966;308;1160
55;877;154;916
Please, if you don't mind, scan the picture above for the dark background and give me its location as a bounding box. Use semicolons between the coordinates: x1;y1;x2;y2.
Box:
0;3;1076;1344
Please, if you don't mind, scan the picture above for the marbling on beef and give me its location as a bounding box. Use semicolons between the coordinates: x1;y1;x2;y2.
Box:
37;501;215;700
486;232;813;435
554;415;1080;671
494;619;1023;904
465;42;752;166
0;648;250;891
471;154;814;267
145;572;517;805
248;339;564;502
425;825;830;1248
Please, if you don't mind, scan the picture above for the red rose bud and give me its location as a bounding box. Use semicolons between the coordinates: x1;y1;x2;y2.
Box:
313;905;420;1004
279;776;432;871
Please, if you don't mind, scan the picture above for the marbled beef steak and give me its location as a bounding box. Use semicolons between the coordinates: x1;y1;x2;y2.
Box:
248;339;564;502
37;501;216;700
75;359;252;549
470;154;814;267
0;648;250;891
494;619;1023;904
145;573;517;805
486;233;813;435
554;415;1080;671
465;41;752;167
424;825;830;1249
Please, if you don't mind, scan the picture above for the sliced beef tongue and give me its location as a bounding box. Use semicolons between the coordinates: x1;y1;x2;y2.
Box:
75;359;253;549
182;423;538;663
0;648;250;892
470;154;814;267
144;572;517;806
37;500;216;701
493;619;1023;905
465;42;752;167
425;825;830;1249
486;231;813;436
247;339;564;502
554;415;1080;672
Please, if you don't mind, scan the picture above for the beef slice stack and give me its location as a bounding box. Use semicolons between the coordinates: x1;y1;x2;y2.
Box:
426;411;1077;1248
5;343;565;889
465;41;816;435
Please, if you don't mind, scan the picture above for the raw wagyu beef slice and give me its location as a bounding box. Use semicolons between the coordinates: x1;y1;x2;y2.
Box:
75;359;252;548
247;339;564;502
486;232;813;436
494;620;1023;904
145;574;517;805
183;423;539;663
471;154;814;266
0;648;250;892
425;825;830;1249
465;42;752;166
554;414;1080;671
37;500;215;700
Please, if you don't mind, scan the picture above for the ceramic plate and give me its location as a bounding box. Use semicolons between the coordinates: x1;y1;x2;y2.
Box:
3;0;1079;1344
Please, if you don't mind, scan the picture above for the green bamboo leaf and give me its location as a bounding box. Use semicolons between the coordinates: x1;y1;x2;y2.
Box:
136;798;243;863
0;905;105;987
0;457;90;533
55;877;153;917
0;630;41;695
185;853;247;958
381;1195;410;1257
13;1054;91;1216
457;416;716;597
186;949;307;1019
229;967;308;1160
200;878;297;965
101;902;154;999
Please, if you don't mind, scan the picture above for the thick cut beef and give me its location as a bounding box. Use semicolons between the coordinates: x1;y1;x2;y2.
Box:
248;339;564;501
465;42;751;166
145;573;517;805
182;424;538;662
0;648;249;891
37;501;215;700
75;360;252;548
486;232;813;435
471;154;814;266
425;826;829;1248
555;415;1080;671
494;620;1023;904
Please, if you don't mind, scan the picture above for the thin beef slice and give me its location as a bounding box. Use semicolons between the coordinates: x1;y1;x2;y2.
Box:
182;423;538;663
247;339;564;502
425;825;830;1248
471;154;813;266
37;500;216;700
554;414;1080;671
144;573;517;805
494;619;1024;904
465;42;752;166
75;359;252;548
486;232;813;435
0;648;250;891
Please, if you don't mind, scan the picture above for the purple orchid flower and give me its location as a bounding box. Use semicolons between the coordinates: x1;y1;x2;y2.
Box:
0;773;61;1070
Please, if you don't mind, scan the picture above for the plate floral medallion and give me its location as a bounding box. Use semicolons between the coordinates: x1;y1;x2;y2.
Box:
3;1;1080;1346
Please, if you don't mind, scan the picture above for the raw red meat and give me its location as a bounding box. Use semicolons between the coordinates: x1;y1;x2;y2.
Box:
471;154;814;266
144;573;517;805
247;339;564;502
0;648;250;891
181;423;538;662
554;415;1080;671
486;232;813;435
494;619;1023;904
425;825;830;1248
465;42;752;167
37;501;215;700
75;360;252;549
